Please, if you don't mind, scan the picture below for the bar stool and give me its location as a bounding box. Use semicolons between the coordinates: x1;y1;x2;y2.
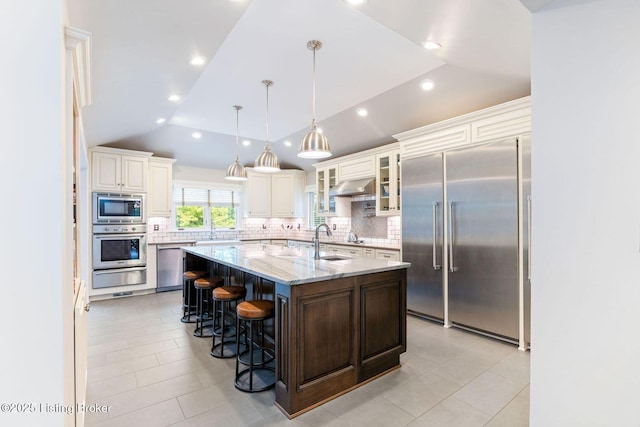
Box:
182;270;207;323
234;300;276;392
193;276;224;337
210;285;247;358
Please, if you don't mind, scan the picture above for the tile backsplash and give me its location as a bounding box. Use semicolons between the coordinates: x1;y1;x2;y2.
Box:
147;215;401;249
351;201;387;238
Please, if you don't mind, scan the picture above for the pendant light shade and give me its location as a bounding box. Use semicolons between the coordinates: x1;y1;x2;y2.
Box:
225;105;248;181
298;40;331;159
254;80;280;173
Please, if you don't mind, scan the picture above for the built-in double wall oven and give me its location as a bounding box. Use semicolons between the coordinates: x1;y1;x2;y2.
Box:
92;192;147;289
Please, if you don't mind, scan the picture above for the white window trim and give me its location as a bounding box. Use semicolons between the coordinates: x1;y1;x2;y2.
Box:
172;180;244;231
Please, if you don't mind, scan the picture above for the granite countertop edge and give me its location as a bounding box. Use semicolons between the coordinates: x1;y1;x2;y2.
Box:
148;238;400;251
182;244;409;286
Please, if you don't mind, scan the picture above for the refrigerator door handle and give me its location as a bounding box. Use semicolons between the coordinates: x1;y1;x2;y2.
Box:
432;202;441;270
448;201;456;272
527;195;532;281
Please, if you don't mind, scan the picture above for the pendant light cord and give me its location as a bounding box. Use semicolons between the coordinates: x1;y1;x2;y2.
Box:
266;82;270;145
312;45;317;127
234;105;241;160
306;40;322;129
262;80;273;148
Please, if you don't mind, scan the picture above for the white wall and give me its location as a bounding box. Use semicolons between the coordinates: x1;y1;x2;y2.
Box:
530;1;640;425
0;0;68;426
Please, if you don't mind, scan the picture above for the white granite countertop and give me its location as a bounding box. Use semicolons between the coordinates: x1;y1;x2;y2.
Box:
182;243;410;286
149;238;400;251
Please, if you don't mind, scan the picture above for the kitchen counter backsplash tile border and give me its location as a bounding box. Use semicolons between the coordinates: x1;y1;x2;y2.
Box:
146;216;401;249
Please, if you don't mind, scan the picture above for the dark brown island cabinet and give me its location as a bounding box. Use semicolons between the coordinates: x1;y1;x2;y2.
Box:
182;244;409;418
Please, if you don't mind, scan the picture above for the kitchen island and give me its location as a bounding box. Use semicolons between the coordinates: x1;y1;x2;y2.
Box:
182;243;410;418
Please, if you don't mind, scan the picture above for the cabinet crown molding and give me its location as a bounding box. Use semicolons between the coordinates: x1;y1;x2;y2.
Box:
395;96;531;159
312;141;399;169
90;146;154;158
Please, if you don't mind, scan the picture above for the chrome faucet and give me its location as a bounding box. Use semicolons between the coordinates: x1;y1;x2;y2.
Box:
209;220;216;240
314;223;332;259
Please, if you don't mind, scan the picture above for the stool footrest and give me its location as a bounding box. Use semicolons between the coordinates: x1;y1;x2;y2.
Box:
234;367;275;393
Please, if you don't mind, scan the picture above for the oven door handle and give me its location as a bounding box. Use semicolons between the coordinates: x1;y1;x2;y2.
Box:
93;234;146;240
93;266;146;275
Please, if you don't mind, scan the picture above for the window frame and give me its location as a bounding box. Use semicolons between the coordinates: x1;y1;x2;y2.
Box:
305;185;323;230
172;180;243;231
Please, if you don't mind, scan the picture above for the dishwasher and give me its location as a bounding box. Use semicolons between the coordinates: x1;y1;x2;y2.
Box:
156;244;191;292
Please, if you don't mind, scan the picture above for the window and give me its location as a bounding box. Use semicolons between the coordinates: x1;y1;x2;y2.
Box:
306;189;322;229
173;183;241;230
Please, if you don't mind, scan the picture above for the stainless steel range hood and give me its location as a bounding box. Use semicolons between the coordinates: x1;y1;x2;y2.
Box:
329;177;376;197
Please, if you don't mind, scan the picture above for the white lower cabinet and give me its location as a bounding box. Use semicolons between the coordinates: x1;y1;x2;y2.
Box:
286;241;399;260
327;245;363;257
375;249;400;261
288;240;314;249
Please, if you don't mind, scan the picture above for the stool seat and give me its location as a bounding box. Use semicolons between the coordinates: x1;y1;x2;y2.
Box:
235;299;275;392
237;300;274;319
182;271;207;323
213;286;247;300
194;276;224;289
210;285;247;359
184;270;207;280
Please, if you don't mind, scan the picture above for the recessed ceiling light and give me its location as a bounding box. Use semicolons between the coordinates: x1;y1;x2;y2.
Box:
420;79;436;91
191;131;202;139
156;117;166;124
168;94;181;102
189;56;206;66
356;108;368;117
242;140;251;146
423;41;442;50
345;0;367;5
284;140;292;147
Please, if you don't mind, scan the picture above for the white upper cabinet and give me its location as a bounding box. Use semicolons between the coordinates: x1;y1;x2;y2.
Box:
91;147;152;193
316;165;337;216
338;156;375;181
147;157;176;217
245;169;306;218
376;150;401;216
271;170;306;217
245;169;272;217
396;96;531;159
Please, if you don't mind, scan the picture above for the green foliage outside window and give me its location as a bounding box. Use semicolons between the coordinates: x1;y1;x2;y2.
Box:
211;207;236;228
174;186;239;230
175;206;236;229
176;206;204;228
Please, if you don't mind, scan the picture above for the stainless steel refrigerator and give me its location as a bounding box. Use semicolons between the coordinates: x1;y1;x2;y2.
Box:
402;137;530;343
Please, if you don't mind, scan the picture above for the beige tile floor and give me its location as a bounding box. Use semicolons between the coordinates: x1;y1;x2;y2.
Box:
85;291;529;427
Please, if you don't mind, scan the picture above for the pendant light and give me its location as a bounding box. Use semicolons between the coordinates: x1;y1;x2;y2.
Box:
298;40;331;159
225;105;248;181
254;80;280;172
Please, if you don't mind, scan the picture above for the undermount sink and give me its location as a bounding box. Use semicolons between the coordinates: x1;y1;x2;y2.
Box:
319;256;350;261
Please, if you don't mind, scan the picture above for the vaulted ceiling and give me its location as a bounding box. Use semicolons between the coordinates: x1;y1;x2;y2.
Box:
67;0;535;171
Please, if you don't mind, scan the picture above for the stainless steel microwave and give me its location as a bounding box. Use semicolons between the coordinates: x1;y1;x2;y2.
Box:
93;192;145;224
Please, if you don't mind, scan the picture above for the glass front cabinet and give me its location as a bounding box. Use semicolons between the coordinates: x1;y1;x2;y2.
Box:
316;166;337;216
376;150;401;216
